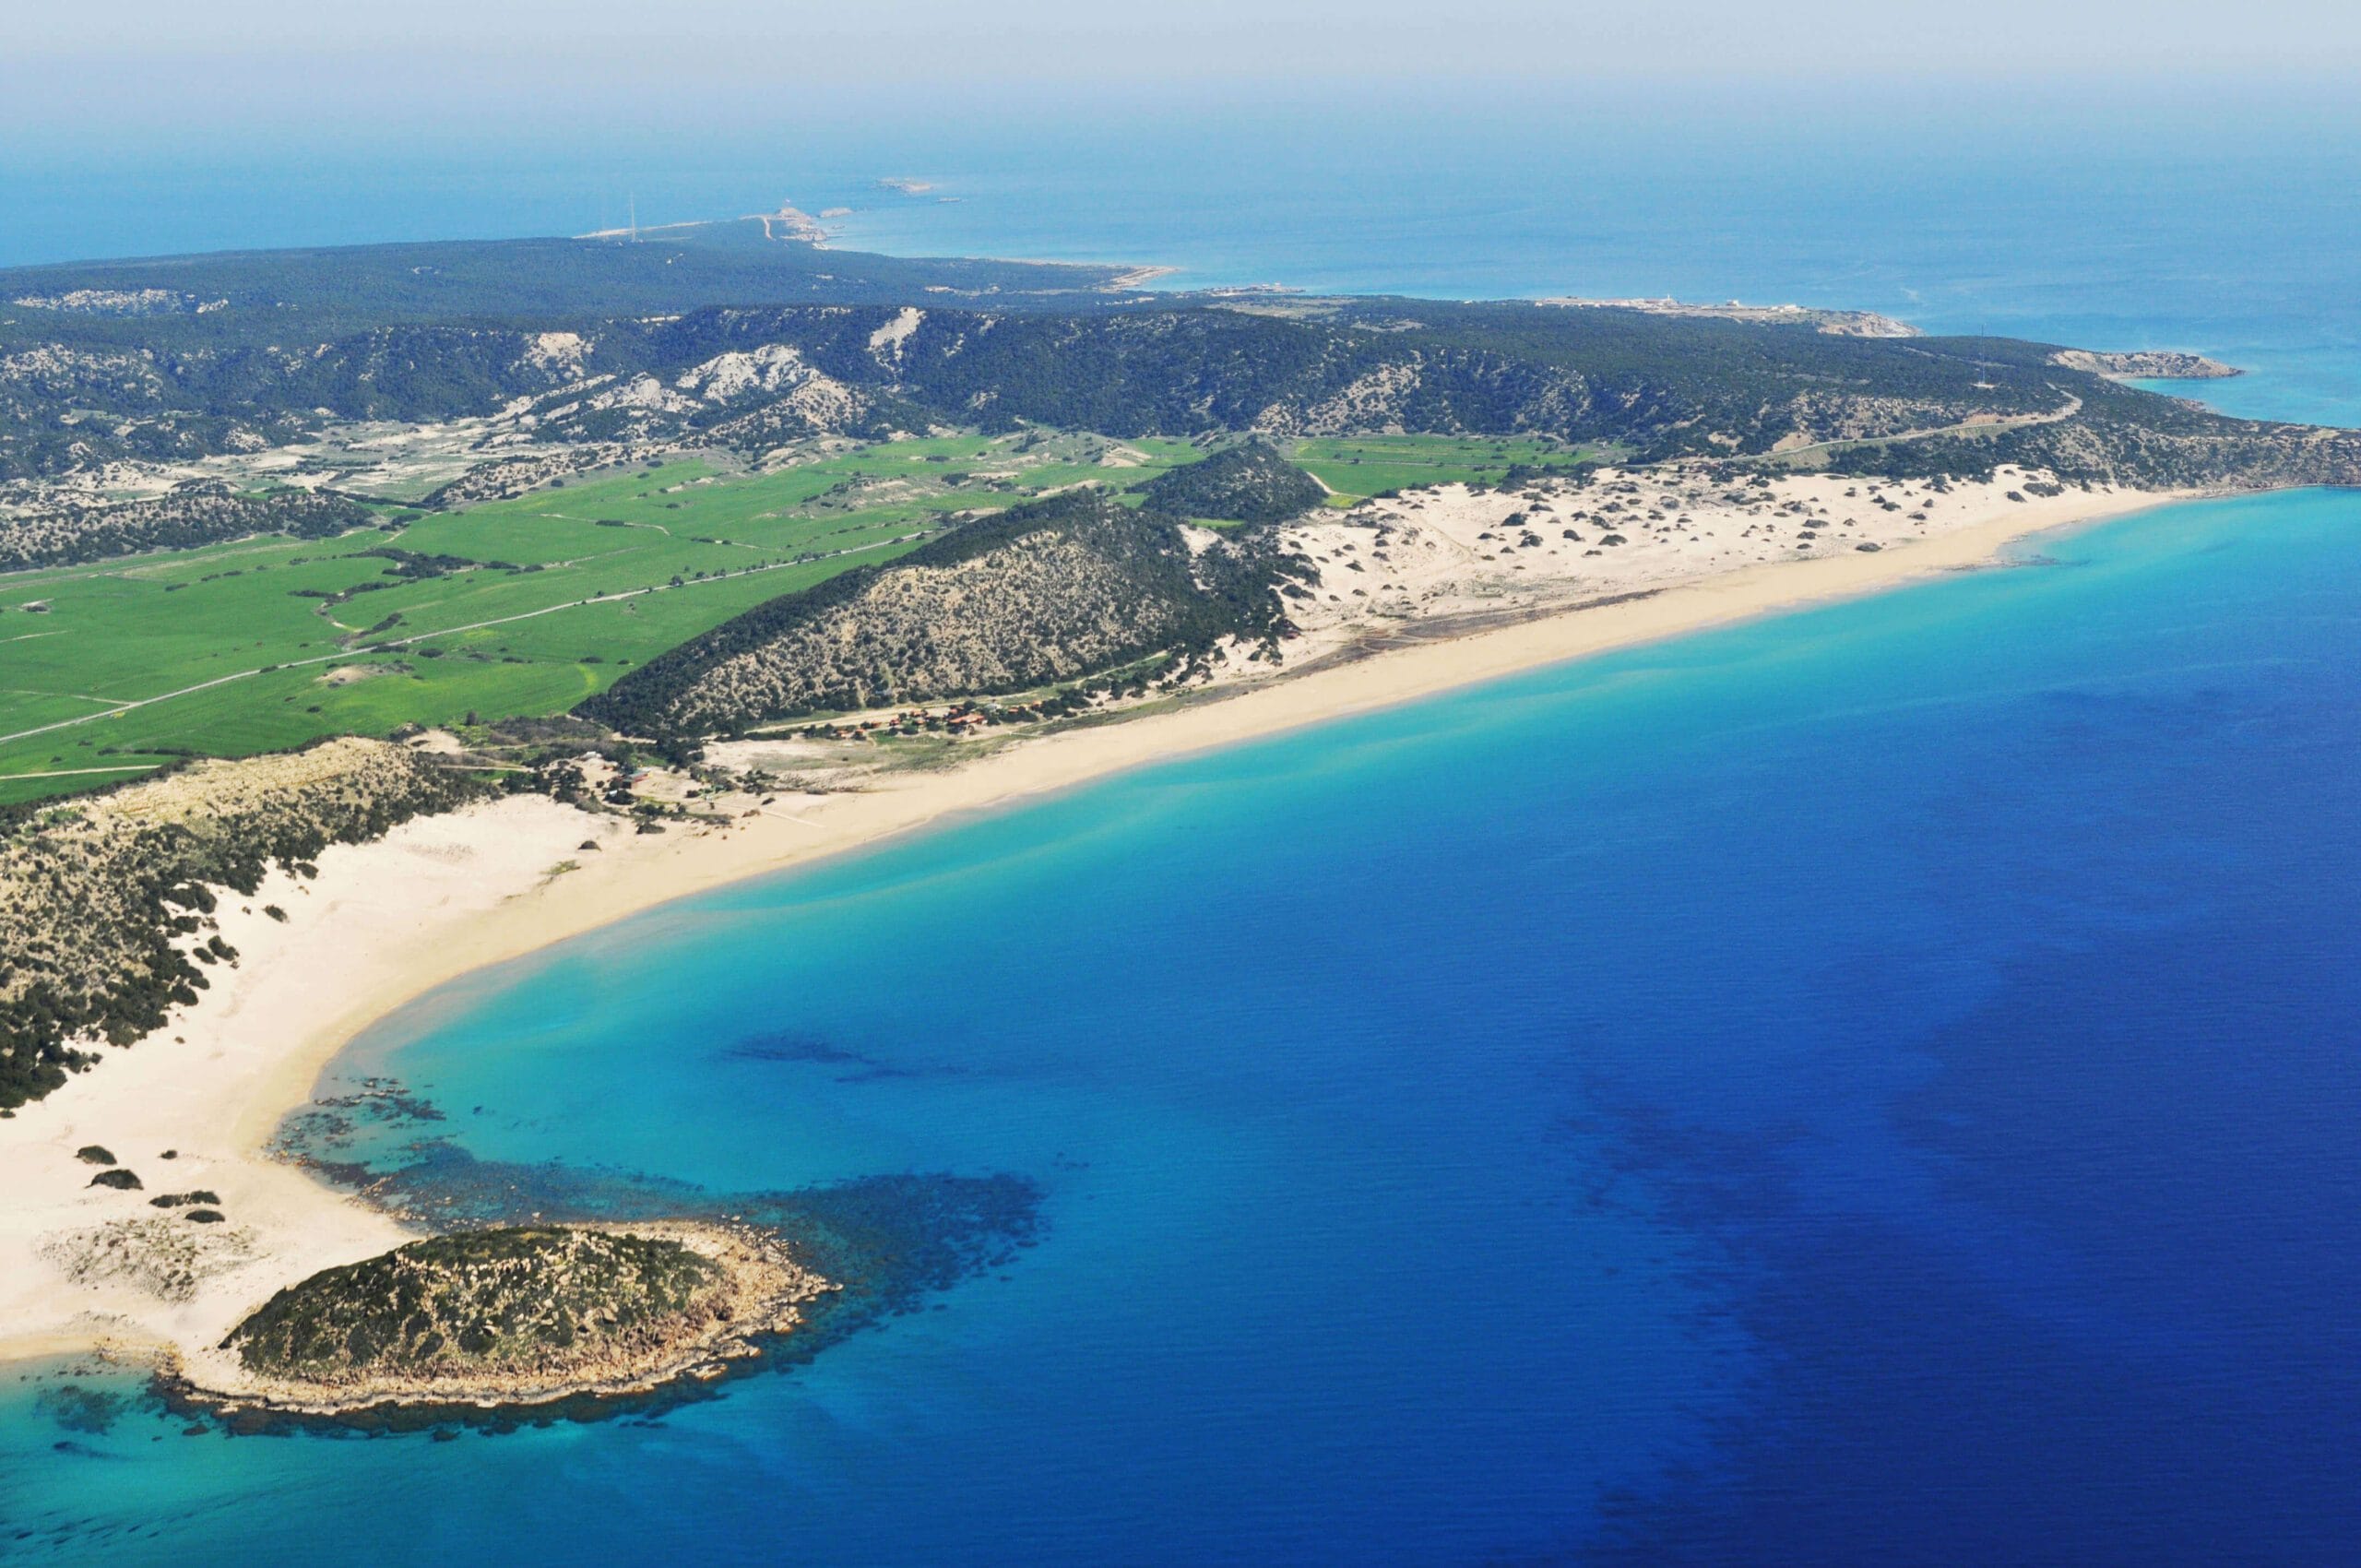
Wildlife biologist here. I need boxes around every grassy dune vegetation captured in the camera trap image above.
[1288,434,1600,504]
[0,434,1198,803]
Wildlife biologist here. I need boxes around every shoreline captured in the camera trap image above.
[0,481,2192,1373]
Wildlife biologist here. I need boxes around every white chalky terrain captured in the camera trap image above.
[1267,464,2114,665]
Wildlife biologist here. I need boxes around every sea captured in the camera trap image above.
[3,88,2358,1567]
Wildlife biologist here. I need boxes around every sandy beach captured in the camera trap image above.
[0,478,2188,1372]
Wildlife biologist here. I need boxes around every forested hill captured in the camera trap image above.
[1138,442,1329,521]
[580,489,1302,736]
[7,222,2361,497]
[0,216,1139,339]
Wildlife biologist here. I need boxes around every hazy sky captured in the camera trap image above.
[5,3,2358,266]
[16,0,2361,85]
[6,0,2357,168]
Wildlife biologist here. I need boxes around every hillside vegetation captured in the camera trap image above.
[1138,442,1328,522]
[583,488,1303,736]
[7,226,2353,499]
[0,739,478,1108]
[227,1228,722,1381]
[0,489,372,572]
[0,436,1204,803]
[208,1223,834,1411]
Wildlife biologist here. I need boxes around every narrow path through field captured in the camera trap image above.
[2,688,147,707]
[0,532,931,748]
[0,764,158,779]
[543,512,673,535]
[1771,394,2083,461]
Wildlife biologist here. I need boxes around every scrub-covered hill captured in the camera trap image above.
[207,1223,831,1412]
[581,488,1305,735]
[1138,442,1329,521]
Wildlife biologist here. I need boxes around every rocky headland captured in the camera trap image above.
[172,1222,833,1417]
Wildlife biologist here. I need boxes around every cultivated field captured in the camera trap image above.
[0,433,1199,802]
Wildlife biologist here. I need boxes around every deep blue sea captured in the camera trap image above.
[6,95,2360,1566]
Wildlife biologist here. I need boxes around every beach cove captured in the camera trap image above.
[6,476,2356,1563]
[0,478,2178,1382]
[6,70,2361,1564]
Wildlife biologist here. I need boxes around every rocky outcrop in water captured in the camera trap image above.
[193,1223,830,1414]
[2048,349,2241,380]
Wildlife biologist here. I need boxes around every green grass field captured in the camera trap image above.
[1289,434,1601,504]
[0,433,1201,803]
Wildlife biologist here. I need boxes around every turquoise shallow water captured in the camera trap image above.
[6,100,2361,1566]
[7,487,2358,1564]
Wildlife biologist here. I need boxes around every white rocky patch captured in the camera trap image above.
[593,374,702,416]
[521,331,591,378]
[674,343,817,402]
[1261,463,2111,671]
[11,288,224,316]
[36,1218,260,1304]
[0,345,165,398]
[665,345,868,432]
[867,306,925,367]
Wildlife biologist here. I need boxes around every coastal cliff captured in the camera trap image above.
[2048,349,2242,380]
